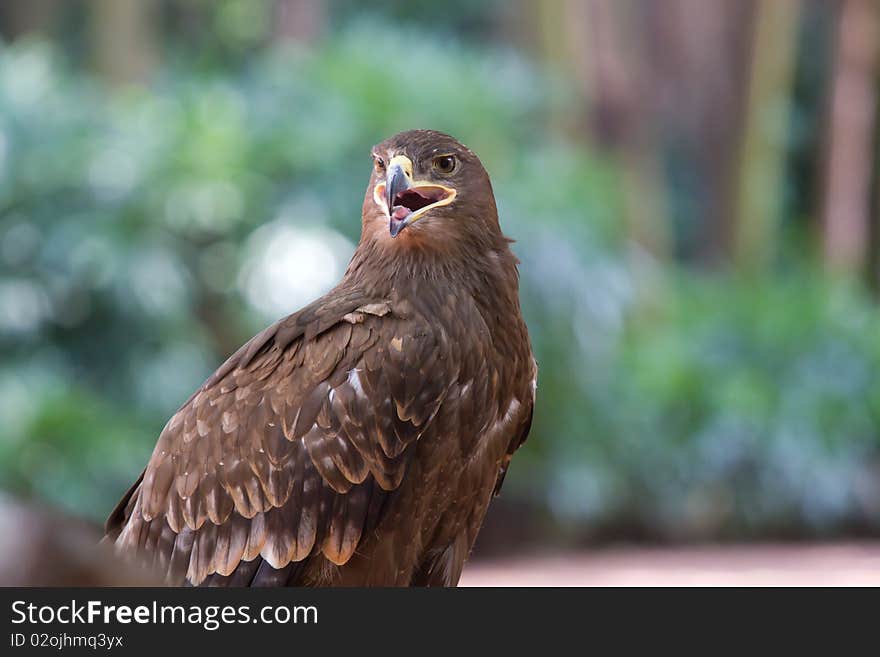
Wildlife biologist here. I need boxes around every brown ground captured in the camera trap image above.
[460,542,880,586]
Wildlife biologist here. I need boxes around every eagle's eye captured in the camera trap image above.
[373,156,386,174]
[432,155,456,174]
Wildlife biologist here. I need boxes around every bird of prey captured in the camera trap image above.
[106,129,536,586]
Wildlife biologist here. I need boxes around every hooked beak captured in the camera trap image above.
[373,155,456,238]
[386,159,411,237]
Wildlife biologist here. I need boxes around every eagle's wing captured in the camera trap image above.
[106,290,454,585]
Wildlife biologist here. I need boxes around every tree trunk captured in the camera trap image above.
[822,0,879,277]
[734,0,802,272]
[90,0,159,86]
[273,0,325,44]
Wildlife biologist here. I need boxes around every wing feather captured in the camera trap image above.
[107,293,450,585]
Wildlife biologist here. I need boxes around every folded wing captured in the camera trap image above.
[106,292,454,585]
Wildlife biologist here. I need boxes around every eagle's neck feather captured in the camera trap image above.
[342,230,522,323]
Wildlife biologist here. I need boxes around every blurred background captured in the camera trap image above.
[2,0,880,584]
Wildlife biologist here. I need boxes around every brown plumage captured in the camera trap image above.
[106,129,536,586]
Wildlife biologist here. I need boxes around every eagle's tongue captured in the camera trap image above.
[389,206,412,237]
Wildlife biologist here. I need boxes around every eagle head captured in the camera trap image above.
[363,130,500,246]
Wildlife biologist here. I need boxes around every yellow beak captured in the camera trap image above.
[373,155,456,237]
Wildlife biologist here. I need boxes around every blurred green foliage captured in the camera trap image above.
[519,269,880,540]
[1,20,879,544]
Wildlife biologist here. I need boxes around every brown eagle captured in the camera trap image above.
[106,129,536,586]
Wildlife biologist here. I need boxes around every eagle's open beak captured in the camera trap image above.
[373,155,457,238]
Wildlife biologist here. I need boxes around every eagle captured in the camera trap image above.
[105,129,536,586]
